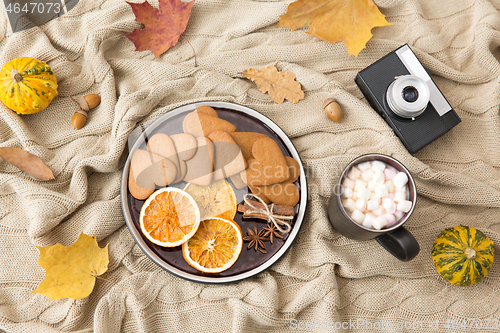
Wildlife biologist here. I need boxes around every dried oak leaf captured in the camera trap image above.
[242,66,304,104]
[277,0,392,56]
[32,233,109,300]
[125,0,194,59]
[0,147,54,181]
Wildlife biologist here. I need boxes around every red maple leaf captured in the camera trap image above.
[125,0,195,59]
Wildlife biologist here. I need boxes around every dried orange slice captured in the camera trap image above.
[182,217,243,273]
[183,179,237,220]
[139,187,200,247]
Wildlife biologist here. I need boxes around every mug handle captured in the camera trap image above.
[376,226,420,262]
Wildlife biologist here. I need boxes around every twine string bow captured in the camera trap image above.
[243,194,293,234]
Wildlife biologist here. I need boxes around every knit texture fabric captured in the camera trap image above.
[0,0,499,332]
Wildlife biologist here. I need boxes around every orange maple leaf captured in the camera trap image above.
[125,0,194,59]
[277,0,392,57]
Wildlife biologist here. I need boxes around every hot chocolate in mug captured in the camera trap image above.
[328,154,419,261]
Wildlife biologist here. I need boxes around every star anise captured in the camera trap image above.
[243,226,268,254]
[262,223,284,244]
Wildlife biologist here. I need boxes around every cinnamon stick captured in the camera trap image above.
[238,200,295,218]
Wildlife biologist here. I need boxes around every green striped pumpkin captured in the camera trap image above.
[432,225,494,286]
[0,57,58,114]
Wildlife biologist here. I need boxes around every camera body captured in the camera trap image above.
[355,44,461,154]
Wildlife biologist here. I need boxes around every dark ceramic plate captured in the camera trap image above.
[120,101,307,283]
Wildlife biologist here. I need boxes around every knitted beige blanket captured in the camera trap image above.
[1,0,499,332]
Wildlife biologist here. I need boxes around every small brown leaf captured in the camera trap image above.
[242,66,305,104]
[0,147,54,181]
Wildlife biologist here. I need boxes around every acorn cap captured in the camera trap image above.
[322,98,335,109]
[78,94,101,111]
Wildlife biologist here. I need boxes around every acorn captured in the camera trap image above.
[323,98,343,122]
[71,94,101,129]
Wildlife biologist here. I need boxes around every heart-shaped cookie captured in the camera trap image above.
[170,133,198,183]
[252,180,299,206]
[246,156,300,205]
[130,149,177,189]
[183,111,236,137]
[208,131,247,181]
[245,137,289,186]
[195,105,218,117]
[229,132,268,161]
[183,137,214,186]
[147,133,180,179]
[128,168,154,200]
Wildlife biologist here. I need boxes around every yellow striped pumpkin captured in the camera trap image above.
[432,225,494,286]
[0,57,58,114]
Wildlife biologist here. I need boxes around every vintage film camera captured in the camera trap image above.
[355,44,461,154]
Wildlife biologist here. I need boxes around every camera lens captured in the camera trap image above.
[402,86,418,103]
[386,75,430,118]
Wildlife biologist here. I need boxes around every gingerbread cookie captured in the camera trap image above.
[285,156,300,182]
[183,111,236,137]
[128,168,154,200]
[130,149,177,189]
[248,185,271,204]
[147,133,180,180]
[195,105,218,117]
[208,131,247,181]
[253,180,299,206]
[247,156,300,205]
[170,133,198,183]
[183,137,214,186]
[245,137,289,186]
[229,132,268,161]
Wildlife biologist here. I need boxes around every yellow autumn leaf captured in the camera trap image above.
[242,66,305,104]
[277,0,392,56]
[32,233,109,300]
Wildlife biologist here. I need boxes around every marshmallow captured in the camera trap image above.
[367,200,379,211]
[393,172,409,189]
[374,184,389,198]
[343,178,355,189]
[367,180,375,191]
[347,167,361,180]
[397,200,413,213]
[384,167,397,180]
[362,213,376,229]
[369,192,381,203]
[356,198,367,211]
[361,168,374,181]
[342,187,354,199]
[373,170,385,186]
[393,191,407,203]
[343,161,414,226]
[382,198,396,214]
[383,213,397,227]
[357,161,371,171]
[373,206,386,216]
[385,180,395,193]
[351,209,365,224]
[394,210,404,221]
[357,187,371,200]
[371,160,386,172]
[343,198,356,212]
[354,179,368,191]
[372,216,388,230]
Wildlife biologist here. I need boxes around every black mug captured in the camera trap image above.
[328,154,420,261]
